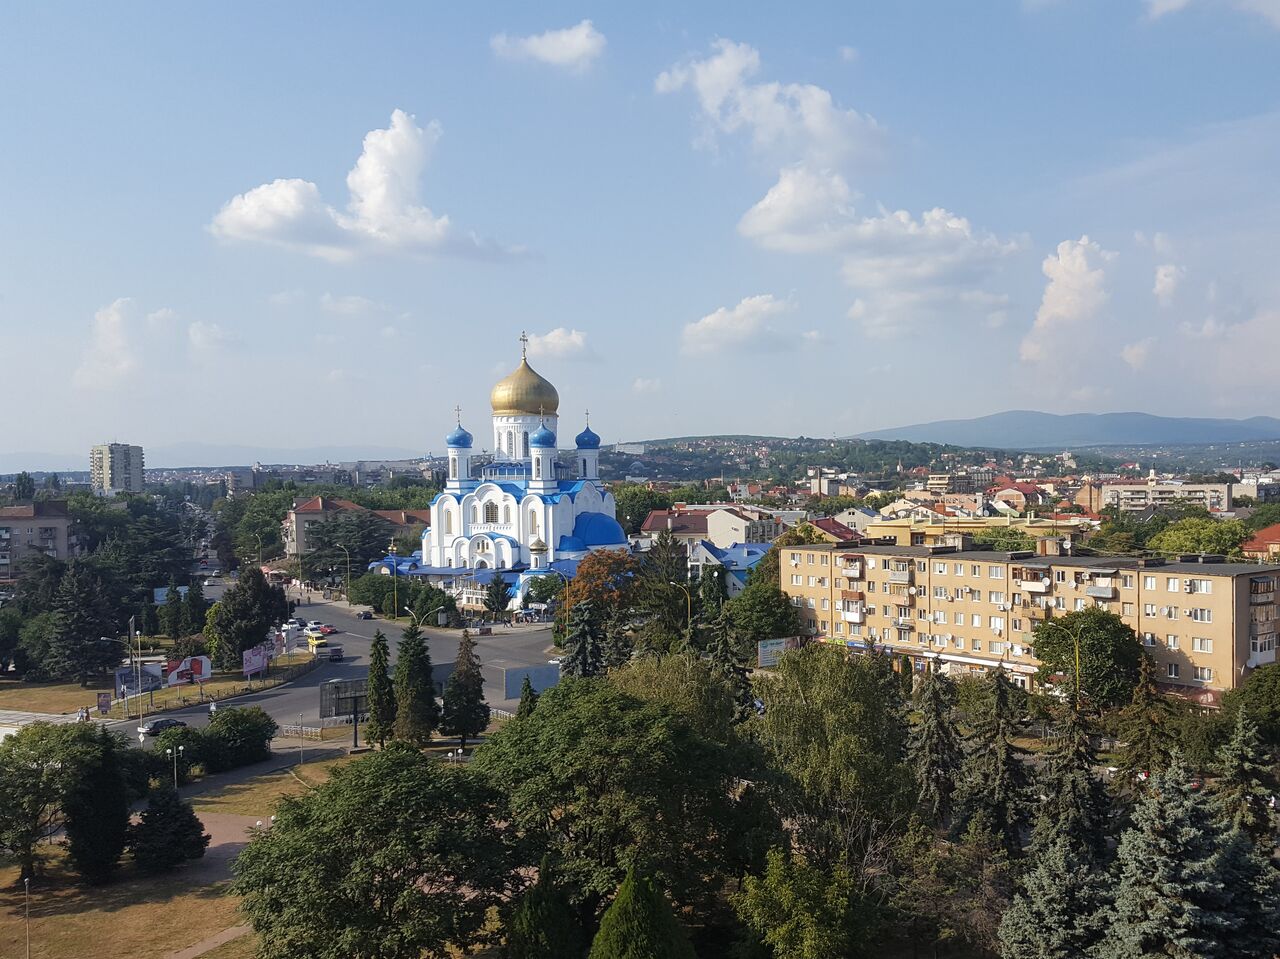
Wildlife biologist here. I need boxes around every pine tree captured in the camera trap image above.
[898,654,915,699]
[697,565,728,621]
[704,610,754,723]
[1114,654,1178,790]
[516,676,539,720]
[1213,822,1280,959]
[998,834,1110,959]
[393,621,439,745]
[1210,706,1276,841]
[1030,707,1109,859]
[504,856,588,959]
[953,667,1031,854]
[45,564,118,685]
[562,600,603,678]
[485,572,511,622]
[161,578,185,637]
[130,787,210,873]
[364,630,396,747]
[64,727,131,884]
[588,868,696,959]
[907,666,964,826]
[601,609,634,670]
[1099,756,1236,959]
[441,629,490,751]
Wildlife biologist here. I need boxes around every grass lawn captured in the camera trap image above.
[190,755,355,818]
[0,849,241,959]
[0,651,316,720]
[200,934,257,959]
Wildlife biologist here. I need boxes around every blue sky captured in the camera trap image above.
[2,1,1278,463]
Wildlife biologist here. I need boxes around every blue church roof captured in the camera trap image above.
[574,425,601,449]
[572,511,627,547]
[530,424,557,448]
[445,424,474,448]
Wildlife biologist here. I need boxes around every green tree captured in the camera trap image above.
[997,834,1110,959]
[503,856,589,959]
[1032,607,1143,709]
[1223,661,1280,745]
[970,527,1037,552]
[365,630,396,748]
[1147,517,1248,557]
[130,786,210,873]
[182,577,207,637]
[1099,756,1235,959]
[206,706,278,770]
[1029,707,1108,860]
[601,609,634,670]
[0,606,23,673]
[13,470,35,501]
[308,509,396,576]
[697,565,728,620]
[704,610,754,723]
[733,847,860,959]
[473,678,753,912]
[205,567,287,669]
[1114,654,1179,787]
[588,868,696,959]
[953,667,1032,855]
[160,579,185,637]
[526,574,565,607]
[393,622,438,745]
[45,563,120,685]
[613,485,674,536]
[751,523,829,593]
[516,676,539,719]
[441,630,489,751]
[0,722,95,880]
[485,572,511,621]
[234,748,516,959]
[562,600,604,679]
[724,579,799,648]
[907,666,964,826]
[64,727,132,884]
[1213,822,1280,959]
[637,531,692,641]
[1210,707,1276,841]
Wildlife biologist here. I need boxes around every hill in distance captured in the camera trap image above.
[856,411,1280,450]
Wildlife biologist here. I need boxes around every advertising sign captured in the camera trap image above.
[757,636,810,668]
[320,678,368,719]
[242,645,269,678]
[115,663,164,696]
[97,692,112,715]
[165,655,211,686]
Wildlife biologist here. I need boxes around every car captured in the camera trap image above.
[285,618,305,629]
[137,717,186,736]
[327,645,345,662]
[318,624,338,635]
[307,621,323,629]
[355,610,373,620]
[547,657,562,667]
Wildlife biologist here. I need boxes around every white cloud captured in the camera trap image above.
[632,377,662,394]
[319,293,386,316]
[656,39,882,167]
[145,307,177,329]
[1153,263,1184,304]
[211,110,509,261]
[74,298,137,389]
[490,20,606,72]
[1145,0,1280,27]
[1020,236,1116,363]
[188,321,236,353]
[526,327,589,358]
[738,167,859,252]
[1121,337,1155,370]
[681,294,809,354]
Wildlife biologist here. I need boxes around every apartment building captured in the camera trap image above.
[282,496,432,557]
[863,515,1092,548]
[640,506,785,550]
[90,443,145,493]
[779,542,1280,705]
[0,501,74,583]
[1101,478,1232,513]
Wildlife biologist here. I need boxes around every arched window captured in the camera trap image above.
[449,456,457,479]
[534,458,541,479]
[582,458,588,476]
[503,505,511,524]
[530,511,538,534]
[522,432,530,458]
[476,538,489,553]
[484,502,499,524]
[470,505,478,525]
[507,430,514,456]
[443,510,452,535]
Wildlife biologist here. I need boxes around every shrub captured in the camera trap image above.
[131,787,210,873]
[205,706,277,771]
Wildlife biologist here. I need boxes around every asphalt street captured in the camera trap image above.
[109,583,557,742]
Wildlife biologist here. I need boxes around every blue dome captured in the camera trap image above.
[445,424,473,448]
[572,512,628,547]
[574,425,601,449]
[530,424,557,448]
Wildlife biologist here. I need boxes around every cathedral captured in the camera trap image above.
[421,336,628,590]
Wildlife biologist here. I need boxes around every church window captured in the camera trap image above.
[506,430,514,456]
[582,458,587,476]
[449,456,457,480]
[522,432,529,458]
[530,511,538,534]
[443,510,452,535]
[476,538,489,553]
[484,502,499,524]
[503,505,511,524]
[470,505,478,524]
[534,458,541,479]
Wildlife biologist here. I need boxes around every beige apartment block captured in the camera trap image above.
[90,443,145,493]
[0,501,74,583]
[1101,479,1232,513]
[779,542,1279,705]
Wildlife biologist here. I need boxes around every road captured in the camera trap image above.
[111,582,557,741]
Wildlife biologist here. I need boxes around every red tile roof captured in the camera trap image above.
[810,516,860,541]
[292,496,366,514]
[641,510,709,535]
[1242,523,1280,554]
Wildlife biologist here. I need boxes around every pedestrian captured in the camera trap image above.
[210,700,218,717]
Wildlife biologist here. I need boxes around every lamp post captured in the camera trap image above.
[389,541,399,622]
[405,604,445,629]
[251,532,263,568]
[669,580,693,645]
[298,712,304,768]
[166,744,185,789]
[24,876,30,959]
[1040,618,1085,711]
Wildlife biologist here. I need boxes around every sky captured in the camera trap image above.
[2,1,1279,465]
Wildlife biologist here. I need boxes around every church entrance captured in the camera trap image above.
[474,560,489,569]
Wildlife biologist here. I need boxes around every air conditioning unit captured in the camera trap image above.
[1184,583,1194,593]
[997,603,1008,612]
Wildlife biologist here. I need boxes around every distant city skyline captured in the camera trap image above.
[2,2,1278,458]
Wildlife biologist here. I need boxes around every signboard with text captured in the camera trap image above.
[242,645,269,678]
[165,655,211,686]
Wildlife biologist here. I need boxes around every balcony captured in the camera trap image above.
[893,617,915,629]
[839,556,864,579]
[841,590,865,603]
[1025,605,1052,621]
[889,569,914,585]
[1085,585,1117,600]
[1250,620,1277,636]
[1018,579,1050,594]
[843,609,865,624]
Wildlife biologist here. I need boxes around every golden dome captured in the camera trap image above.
[490,357,559,416]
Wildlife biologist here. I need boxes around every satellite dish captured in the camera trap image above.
[1041,576,1051,587]
[908,587,918,595]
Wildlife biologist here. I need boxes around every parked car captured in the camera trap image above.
[138,717,186,736]
[327,645,345,662]
[547,657,562,667]
[318,624,338,635]
[355,610,373,620]
[307,621,323,629]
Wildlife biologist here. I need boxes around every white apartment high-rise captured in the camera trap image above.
[90,443,145,493]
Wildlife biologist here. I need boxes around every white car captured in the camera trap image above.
[547,657,562,667]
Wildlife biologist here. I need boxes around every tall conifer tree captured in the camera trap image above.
[1210,706,1276,841]
[588,868,696,959]
[562,600,603,678]
[393,621,438,745]
[998,834,1110,959]
[953,667,1031,854]
[64,727,131,884]
[704,610,754,723]
[441,629,489,750]
[1030,707,1109,859]
[364,629,396,747]
[908,666,964,826]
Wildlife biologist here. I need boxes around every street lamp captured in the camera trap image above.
[251,532,263,568]
[1040,618,1086,711]
[388,541,399,622]
[669,580,693,645]
[166,745,185,789]
[24,876,30,959]
[299,712,304,767]
[404,604,445,628]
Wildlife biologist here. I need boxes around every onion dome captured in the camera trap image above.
[445,424,473,448]
[530,423,557,448]
[575,424,601,449]
[529,536,547,553]
[490,357,559,416]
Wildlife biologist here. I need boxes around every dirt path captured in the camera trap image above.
[164,923,251,959]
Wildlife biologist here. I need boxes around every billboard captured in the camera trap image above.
[242,645,269,677]
[757,636,810,668]
[115,663,164,696]
[320,678,368,719]
[97,692,112,715]
[165,655,211,686]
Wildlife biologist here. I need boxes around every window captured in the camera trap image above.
[971,614,982,627]
[1193,665,1213,682]
[507,430,514,455]
[807,576,816,587]
[790,552,801,563]
[1190,579,1212,595]
[834,621,843,634]
[817,577,828,588]
[523,433,530,458]
[529,511,538,534]
[484,502,499,524]
[1121,575,1134,589]
[934,586,948,598]
[897,628,912,643]
[821,598,829,611]
[1193,637,1213,653]
[867,581,877,592]
[954,562,964,575]
[1144,576,1156,590]
[534,458,541,479]
[935,562,948,574]
[1122,602,1134,616]
[807,553,815,565]
[1054,570,1067,583]
[449,456,457,479]
[442,510,453,535]
[972,639,983,651]
[934,610,947,624]
[991,591,1006,605]
[990,616,1006,632]
[1167,663,1180,679]
[916,561,927,573]
[1188,608,1213,623]
[1167,577,1180,593]
[971,564,982,577]
[1166,635,1179,649]
[470,505,478,524]
[806,597,816,609]
[821,554,829,566]
[1143,604,1157,617]
[867,558,877,569]
[955,612,964,625]
[503,505,511,524]
[1074,599,1086,611]
[990,642,1006,656]
[989,566,1004,579]
[1143,632,1156,646]
[791,574,802,585]
[791,596,802,607]
[953,637,966,650]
